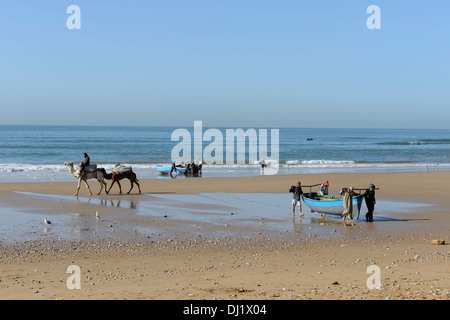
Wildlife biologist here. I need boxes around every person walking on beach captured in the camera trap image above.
[363,184,376,222]
[170,162,178,174]
[341,186,360,226]
[260,159,267,168]
[319,180,329,196]
[289,181,304,218]
[197,159,203,174]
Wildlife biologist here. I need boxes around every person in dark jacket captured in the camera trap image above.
[289,181,304,218]
[170,162,177,174]
[79,153,90,173]
[363,184,376,222]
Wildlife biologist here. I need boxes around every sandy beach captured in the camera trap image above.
[0,171,449,300]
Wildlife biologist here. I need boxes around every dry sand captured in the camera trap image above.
[0,171,449,300]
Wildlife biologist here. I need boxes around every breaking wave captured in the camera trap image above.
[378,139,450,146]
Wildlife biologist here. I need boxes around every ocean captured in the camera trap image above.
[1,125,449,182]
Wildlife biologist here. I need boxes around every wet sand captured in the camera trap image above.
[0,171,449,300]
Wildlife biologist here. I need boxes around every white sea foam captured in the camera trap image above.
[0,163,66,173]
[1,161,449,173]
[0,161,449,182]
[285,160,356,166]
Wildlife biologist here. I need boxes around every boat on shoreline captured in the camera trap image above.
[157,165,186,175]
[302,192,363,220]
[157,163,202,175]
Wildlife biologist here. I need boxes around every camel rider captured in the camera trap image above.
[79,153,90,173]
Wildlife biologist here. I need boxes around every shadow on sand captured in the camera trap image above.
[309,216,430,224]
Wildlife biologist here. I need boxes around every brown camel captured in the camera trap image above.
[104,164,141,194]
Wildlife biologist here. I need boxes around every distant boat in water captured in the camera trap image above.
[307,138,314,141]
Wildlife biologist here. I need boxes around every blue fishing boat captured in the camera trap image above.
[302,192,363,219]
[157,165,186,175]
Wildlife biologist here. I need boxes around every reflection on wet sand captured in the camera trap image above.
[0,191,434,244]
[76,196,138,210]
[100,199,137,209]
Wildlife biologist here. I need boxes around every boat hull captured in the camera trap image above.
[302,192,363,220]
[157,166,185,174]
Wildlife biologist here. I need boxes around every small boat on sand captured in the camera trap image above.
[302,192,363,220]
[157,163,202,175]
[157,165,186,175]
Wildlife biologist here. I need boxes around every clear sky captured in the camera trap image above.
[0,1,449,128]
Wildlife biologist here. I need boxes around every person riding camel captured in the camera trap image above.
[78,153,90,174]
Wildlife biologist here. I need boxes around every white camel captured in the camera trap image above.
[64,161,108,196]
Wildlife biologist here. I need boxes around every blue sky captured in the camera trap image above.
[0,1,449,128]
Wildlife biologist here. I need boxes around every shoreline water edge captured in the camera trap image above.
[2,125,450,182]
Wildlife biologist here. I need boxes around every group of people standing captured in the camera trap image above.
[171,160,203,176]
[289,180,376,225]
